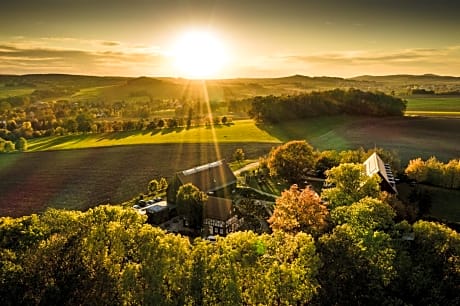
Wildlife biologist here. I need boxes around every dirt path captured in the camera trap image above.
[233,161,260,176]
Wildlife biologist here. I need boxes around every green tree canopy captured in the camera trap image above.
[331,197,395,230]
[176,183,207,228]
[15,137,28,151]
[268,140,315,184]
[321,163,382,209]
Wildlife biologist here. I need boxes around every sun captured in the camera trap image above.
[171,30,228,79]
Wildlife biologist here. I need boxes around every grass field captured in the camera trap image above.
[259,116,460,164]
[0,86,35,99]
[27,120,280,151]
[405,96,460,117]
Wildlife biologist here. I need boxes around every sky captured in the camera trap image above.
[0,0,459,78]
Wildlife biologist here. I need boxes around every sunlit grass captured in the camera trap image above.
[0,86,35,99]
[405,96,460,112]
[27,119,281,151]
[405,111,460,117]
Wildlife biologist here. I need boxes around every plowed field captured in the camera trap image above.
[0,143,274,217]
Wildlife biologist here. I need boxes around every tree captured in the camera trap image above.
[316,224,397,305]
[3,140,15,152]
[388,221,460,305]
[331,197,395,230]
[176,183,207,228]
[405,158,428,182]
[233,148,245,165]
[267,140,315,184]
[186,108,193,128]
[15,137,28,151]
[158,177,168,192]
[315,150,340,176]
[76,113,92,133]
[269,184,329,236]
[148,179,159,195]
[321,163,382,209]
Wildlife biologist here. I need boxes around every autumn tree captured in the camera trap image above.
[269,184,329,236]
[405,157,428,182]
[176,183,208,228]
[267,140,315,184]
[321,163,382,209]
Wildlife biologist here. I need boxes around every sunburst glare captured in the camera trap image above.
[171,30,228,79]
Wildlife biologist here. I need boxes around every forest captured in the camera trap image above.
[248,88,407,123]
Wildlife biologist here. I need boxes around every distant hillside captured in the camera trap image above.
[2,73,460,104]
[351,74,460,84]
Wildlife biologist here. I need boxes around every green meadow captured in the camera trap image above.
[405,96,460,116]
[27,120,281,151]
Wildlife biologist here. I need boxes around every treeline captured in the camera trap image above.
[0,205,458,305]
[0,136,27,153]
[406,157,460,189]
[247,88,406,123]
[0,97,231,141]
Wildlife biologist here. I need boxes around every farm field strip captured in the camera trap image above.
[405,111,460,117]
[27,119,281,151]
[405,96,460,112]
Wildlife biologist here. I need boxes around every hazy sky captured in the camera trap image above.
[1,0,459,78]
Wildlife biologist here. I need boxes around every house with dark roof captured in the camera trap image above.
[167,160,239,236]
[363,152,398,194]
[203,196,239,236]
[167,160,237,203]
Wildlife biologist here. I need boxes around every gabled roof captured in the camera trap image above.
[363,152,398,194]
[176,160,237,193]
[204,196,233,221]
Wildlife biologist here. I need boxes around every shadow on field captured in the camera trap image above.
[30,134,90,150]
[254,123,292,142]
[160,126,185,135]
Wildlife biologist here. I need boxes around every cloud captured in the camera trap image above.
[291,47,459,65]
[284,46,460,76]
[101,41,121,47]
[0,42,170,76]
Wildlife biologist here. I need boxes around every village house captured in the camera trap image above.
[167,160,240,236]
[167,160,237,203]
[363,152,398,194]
[203,196,239,236]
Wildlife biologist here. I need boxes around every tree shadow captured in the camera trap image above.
[160,126,185,135]
[30,134,91,150]
[254,122,291,142]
